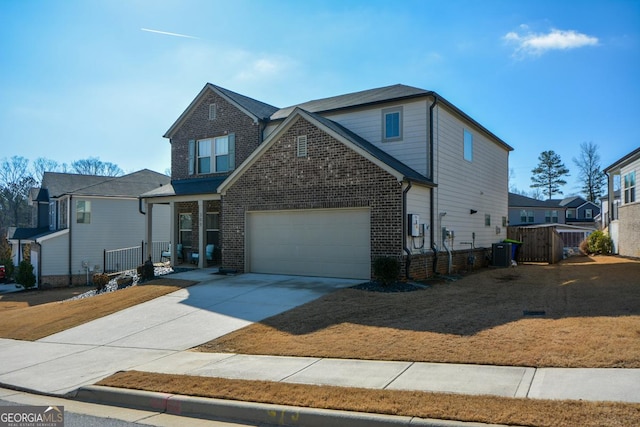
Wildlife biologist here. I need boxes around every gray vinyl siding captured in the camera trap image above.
[432,105,509,251]
[321,100,429,176]
[70,197,170,274]
[40,232,69,275]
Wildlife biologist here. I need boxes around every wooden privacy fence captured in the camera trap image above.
[507,227,564,264]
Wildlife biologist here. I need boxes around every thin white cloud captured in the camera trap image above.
[504,27,598,58]
[141,28,199,39]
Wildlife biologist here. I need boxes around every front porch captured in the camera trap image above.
[141,176,226,270]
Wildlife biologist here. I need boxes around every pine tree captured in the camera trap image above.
[530,150,570,200]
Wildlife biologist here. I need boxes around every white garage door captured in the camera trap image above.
[247,208,371,279]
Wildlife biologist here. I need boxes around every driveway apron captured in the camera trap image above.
[0,273,361,395]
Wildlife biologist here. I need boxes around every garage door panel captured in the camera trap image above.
[247,209,370,280]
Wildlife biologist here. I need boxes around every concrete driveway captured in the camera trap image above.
[0,272,362,395]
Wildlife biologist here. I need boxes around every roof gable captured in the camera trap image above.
[164,83,279,139]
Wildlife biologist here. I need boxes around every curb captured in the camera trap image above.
[74,385,512,427]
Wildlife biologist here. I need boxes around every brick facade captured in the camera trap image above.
[170,91,263,181]
[221,116,404,275]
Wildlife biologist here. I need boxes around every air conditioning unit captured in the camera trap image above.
[492,243,512,267]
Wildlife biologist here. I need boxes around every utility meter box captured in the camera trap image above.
[408,214,421,236]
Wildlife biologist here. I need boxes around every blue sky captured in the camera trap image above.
[1,0,638,197]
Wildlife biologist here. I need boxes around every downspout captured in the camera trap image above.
[429,94,439,274]
[68,195,73,287]
[402,180,412,280]
[139,196,145,215]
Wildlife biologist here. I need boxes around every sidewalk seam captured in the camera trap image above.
[383,362,415,390]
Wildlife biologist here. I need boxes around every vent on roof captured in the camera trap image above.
[297,135,308,157]
[209,103,216,120]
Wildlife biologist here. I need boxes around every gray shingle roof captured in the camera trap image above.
[141,176,228,198]
[41,169,170,198]
[508,192,562,208]
[271,84,428,120]
[212,84,279,120]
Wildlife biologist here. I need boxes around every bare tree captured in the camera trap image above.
[32,157,62,184]
[71,157,123,176]
[0,156,36,229]
[530,150,570,199]
[573,142,606,202]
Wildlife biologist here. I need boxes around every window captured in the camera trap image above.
[206,212,220,249]
[520,210,534,223]
[179,213,192,248]
[197,139,212,173]
[485,214,491,226]
[566,209,576,219]
[296,135,308,157]
[59,198,68,229]
[585,209,593,219]
[624,171,636,203]
[190,134,235,175]
[382,107,403,141]
[76,200,91,224]
[49,202,56,230]
[209,103,216,120]
[215,136,229,171]
[545,210,558,223]
[463,129,473,161]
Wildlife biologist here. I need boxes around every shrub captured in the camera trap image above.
[138,258,155,282]
[16,260,36,289]
[93,273,110,292]
[586,230,613,255]
[373,257,400,286]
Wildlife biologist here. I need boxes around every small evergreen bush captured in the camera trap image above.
[16,260,36,289]
[586,230,613,255]
[373,257,400,286]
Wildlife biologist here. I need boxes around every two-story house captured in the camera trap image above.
[8,169,170,287]
[142,83,513,279]
[605,147,640,257]
[508,193,600,227]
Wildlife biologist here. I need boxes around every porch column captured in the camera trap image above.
[145,201,153,261]
[198,199,205,269]
[169,201,177,267]
[607,172,615,224]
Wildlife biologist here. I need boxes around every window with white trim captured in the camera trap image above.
[76,200,91,224]
[585,209,593,219]
[520,210,534,223]
[192,134,235,174]
[566,208,576,219]
[382,107,403,141]
[179,213,192,248]
[209,103,216,120]
[624,171,636,203]
[545,210,558,223]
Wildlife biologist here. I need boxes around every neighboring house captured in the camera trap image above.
[142,83,513,279]
[604,147,640,257]
[8,169,171,287]
[508,193,599,228]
